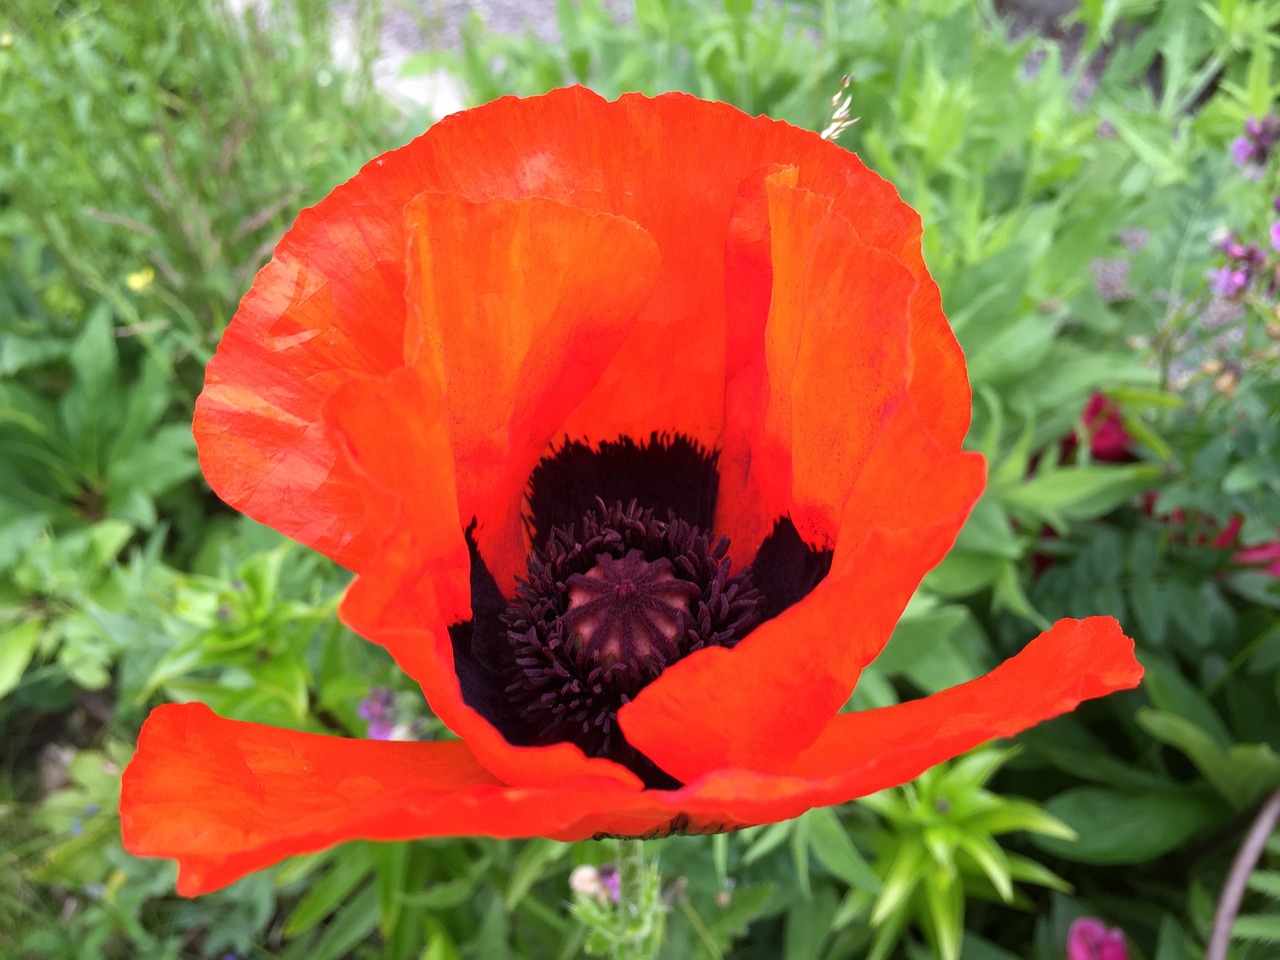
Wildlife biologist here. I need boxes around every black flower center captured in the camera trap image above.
[501,499,762,784]
[447,434,834,789]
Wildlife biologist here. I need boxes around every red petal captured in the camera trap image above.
[717,173,917,557]
[403,191,660,592]
[121,621,1137,894]
[784,617,1143,791]
[578,618,1143,833]
[323,367,469,610]
[194,249,406,569]
[621,399,986,783]
[372,88,937,454]
[121,703,652,896]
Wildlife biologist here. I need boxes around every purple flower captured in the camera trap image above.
[1208,265,1250,298]
[1233,136,1259,167]
[359,687,399,738]
[358,687,394,722]
[1232,115,1280,175]
[1271,222,1280,253]
[1067,917,1129,960]
[597,863,622,903]
[1222,236,1249,260]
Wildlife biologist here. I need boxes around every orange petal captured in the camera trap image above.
[375,88,942,456]
[785,617,1143,790]
[621,399,986,783]
[121,703,500,895]
[580,618,1143,833]
[403,191,660,592]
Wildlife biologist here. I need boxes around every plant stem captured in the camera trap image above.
[1207,785,1280,960]
[612,837,659,960]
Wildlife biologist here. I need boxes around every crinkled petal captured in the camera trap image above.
[193,229,407,569]
[403,191,660,591]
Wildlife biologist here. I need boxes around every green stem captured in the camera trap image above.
[612,838,661,960]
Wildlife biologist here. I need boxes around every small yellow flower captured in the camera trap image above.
[125,267,155,292]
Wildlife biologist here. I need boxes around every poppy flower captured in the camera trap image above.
[120,87,1142,896]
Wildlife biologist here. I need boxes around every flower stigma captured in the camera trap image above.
[563,550,700,673]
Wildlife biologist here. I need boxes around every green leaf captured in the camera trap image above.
[1004,852,1071,892]
[783,886,837,960]
[0,618,42,699]
[309,881,380,960]
[1033,786,1222,864]
[1141,656,1232,747]
[805,807,881,891]
[791,808,812,899]
[376,840,409,938]
[505,839,568,910]
[955,832,1012,902]
[1137,708,1280,810]
[873,598,988,693]
[1232,913,1280,945]
[1129,578,1169,645]
[1247,871,1280,902]
[921,867,964,960]
[1002,464,1162,530]
[871,839,925,925]
[742,821,792,865]
[970,799,1076,841]
[283,844,378,937]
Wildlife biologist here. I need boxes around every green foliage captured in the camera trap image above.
[0,0,402,359]
[4,0,1280,957]
[851,750,1073,960]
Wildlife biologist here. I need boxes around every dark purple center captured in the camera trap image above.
[446,434,834,789]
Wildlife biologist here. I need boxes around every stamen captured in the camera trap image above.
[501,499,761,783]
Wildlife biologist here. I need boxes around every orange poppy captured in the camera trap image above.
[120,87,1142,896]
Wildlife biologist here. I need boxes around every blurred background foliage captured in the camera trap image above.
[2,0,1280,957]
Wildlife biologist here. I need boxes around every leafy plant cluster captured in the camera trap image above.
[3,0,1280,958]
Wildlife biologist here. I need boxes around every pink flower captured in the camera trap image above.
[1079,393,1133,462]
[1067,917,1130,960]
[1237,540,1280,576]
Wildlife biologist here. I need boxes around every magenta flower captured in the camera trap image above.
[1080,393,1133,462]
[1232,115,1280,175]
[1207,265,1250,298]
[1270,221,1280,254]
[1067,917,1129,960]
